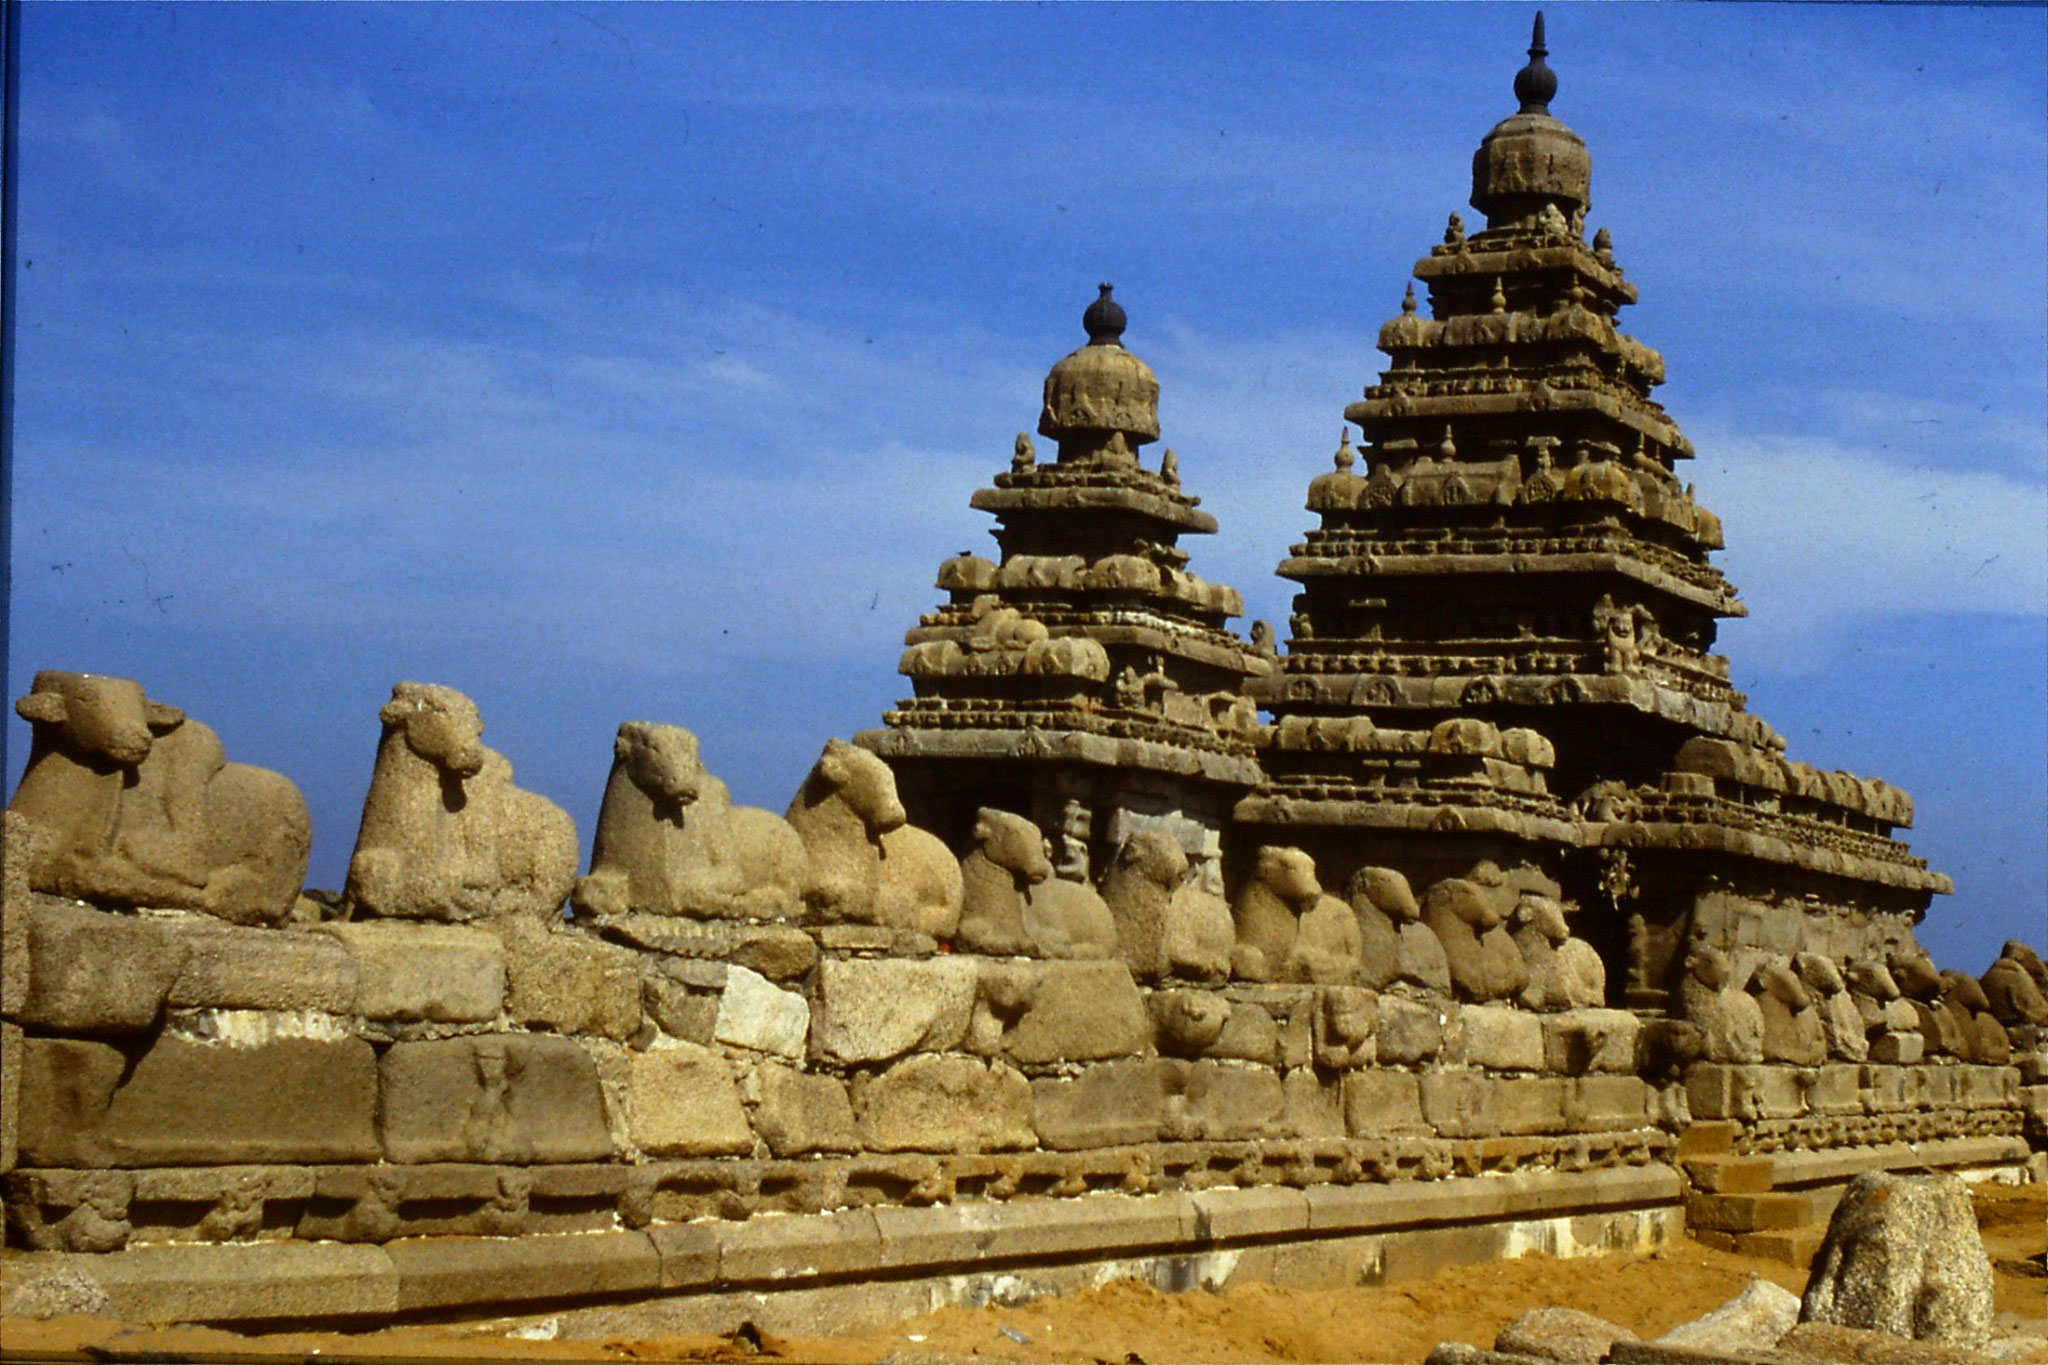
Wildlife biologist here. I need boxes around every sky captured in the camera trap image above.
[6,3,2043,970]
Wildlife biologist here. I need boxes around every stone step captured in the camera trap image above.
[1673,1120,1737,1158]
[1680,1153,1775,1194]
[1684,1188,1831,1234]
[1685,1222,1829,1268]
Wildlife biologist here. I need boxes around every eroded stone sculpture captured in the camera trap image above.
[10,671,310,926]
[573,721,806,921]
[1347,867,1451,995]
[785,738,962,937]
[1680,944,1763,1064]
[956,808,1115,959]
[1795,953,1868,1063]
[1101,832,1231,983]
[1512,893,1604,1010]
[1982,944,2048,1027]
[1230,846,1322,982]
[1751,957,1825,1067]
[345,682,578,922]
[1423,873,1528,1004]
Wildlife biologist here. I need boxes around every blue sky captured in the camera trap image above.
[8,3,2043,970]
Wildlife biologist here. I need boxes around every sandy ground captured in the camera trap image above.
[2,1183,2041,1364]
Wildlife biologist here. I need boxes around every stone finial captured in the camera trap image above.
[1401,283,1418,315]
[1593,226,1612,253]
[1489,277,1507,314]
[1333,430,1356,472]
[1039,285,1161,453]
[1083,282,1126,346]
[1515,12,1557,115]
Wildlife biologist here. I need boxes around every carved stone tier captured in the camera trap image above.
[861,288,1270,885]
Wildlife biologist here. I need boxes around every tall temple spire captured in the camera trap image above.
[1515,12,1557,115]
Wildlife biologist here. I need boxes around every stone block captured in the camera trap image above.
[1869,1031,1923,1065]
[57,1241,400,1324]
[20,900,186,1034]
[101,1035,379,1165]
[1461,1005,1544,1072]
[751,1063,857,1157]
[0,1023,16,1174]
[1807,1063,1861,1115]
[165,925,358,1014]
[1687,1064,1747,1121]
[1570,1075,1650,1129]
[715,964,810,1060]
[320,921,505,1023]
[984,960,1149,1065]
[627,1042,754,1157]
[853,1054,1034,1153]
[1314,985,1377,1068]
[1031,1059,1169,1149]
[723,1207,882,1282]
[380,1034,612,1163]
[386,1230,658,1312]
[1492,1076,1569,1135]
[2,812,31,1017]
[1859,1065,1908,1113]
[499,919,640,1039]
[810,957,977,1064]
[1378,994,1448,1065]
[1421,1072,1498,1137]
[1207,1001,1279,1063]
[1542,1009,1639,1075]
[1282,1068,1346,1139]
[14,1036,125,1166]
[642,975,716,1043]
[1344,1069,1427,1136]
[646,1221,719,1289]
[1192,1185,1309,1240]
[1912,1065,1962,1111]
[1960,1065,2016,1110]
[1179,1062,1284,1141]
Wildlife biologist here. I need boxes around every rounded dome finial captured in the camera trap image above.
[1514,12,1557,115]
[1083,283,1127,346]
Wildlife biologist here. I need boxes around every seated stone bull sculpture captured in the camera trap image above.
[10,671,310,925]
[572,721,806,921]
[784,738,961,938]
[345,682,578,922]
[956,807,1117,958]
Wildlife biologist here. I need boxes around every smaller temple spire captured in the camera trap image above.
[1514,12,1557,115]
[1083,283,1127,347]
[1401,283,1418,315]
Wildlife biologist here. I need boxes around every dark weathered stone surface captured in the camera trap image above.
[101,1036,380,1166]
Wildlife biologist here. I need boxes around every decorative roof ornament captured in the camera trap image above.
[1082,283,1126,347]
[1401,283,1418,316]
[1334,430,1356,472]
[1514,12,1557,115]
[1040,284,1160,452]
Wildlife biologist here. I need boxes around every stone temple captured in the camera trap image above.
[2,15,2040,1340]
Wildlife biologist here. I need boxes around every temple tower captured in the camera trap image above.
[1240,16,1948,1008]
[859,288,1270,890]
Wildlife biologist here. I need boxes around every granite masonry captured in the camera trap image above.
[3,16,2039,1334]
